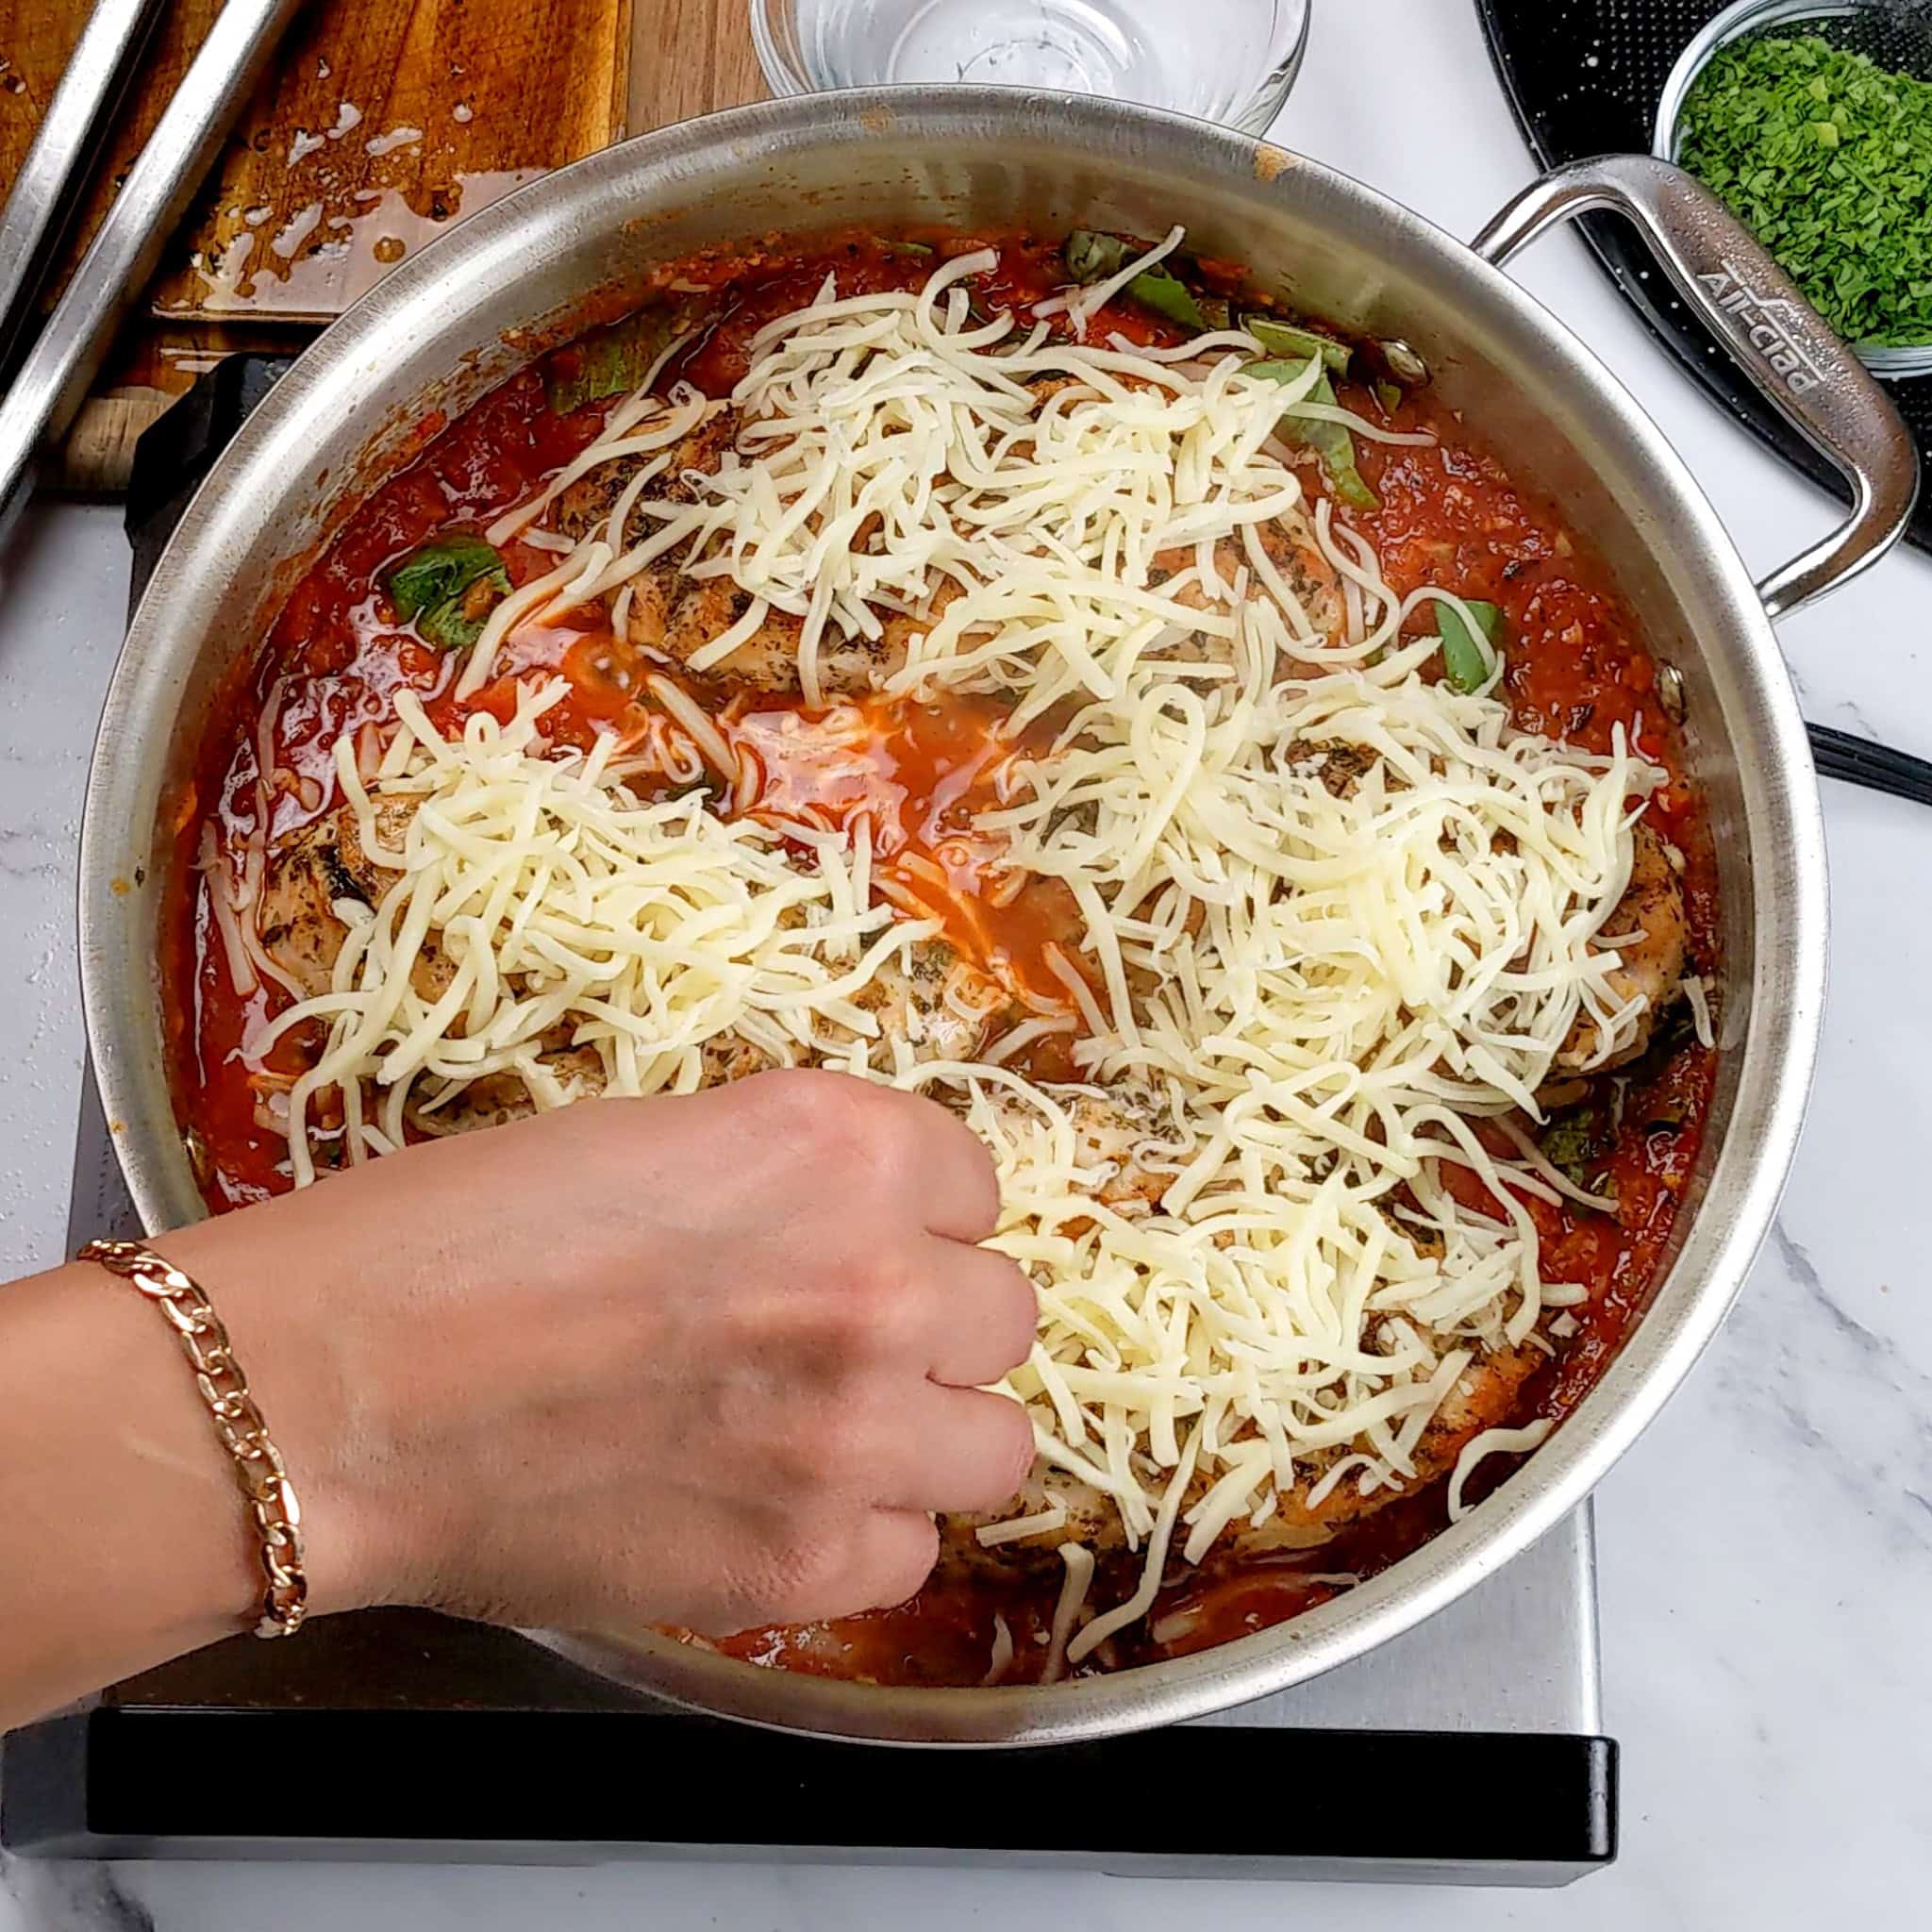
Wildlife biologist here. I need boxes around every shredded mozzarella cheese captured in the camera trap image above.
[241,236,1696,1641]
[248,679,937,1186]
[464,240,1398,722]
[1446,1418,1555,1521]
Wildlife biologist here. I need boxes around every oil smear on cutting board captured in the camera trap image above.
[178,172,546,322]
[146,0,631,323]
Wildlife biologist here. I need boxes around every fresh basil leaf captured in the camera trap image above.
[384,535,508,623]
[1124,268,1208,332]
[1247,356,1379,510]
[1065,230,1130,283]
[384,535,510,650]
[1062,230,1208,332]
[545,305,681,416]
[417,577,508,651]
[1437,599,1503,694]
[1538,1111,1598,1187]
[1246,314,1352,375]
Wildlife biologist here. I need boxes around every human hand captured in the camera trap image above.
[157,1070,1038,1638]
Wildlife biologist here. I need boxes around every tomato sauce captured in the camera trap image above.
[166,229,1717,1679]
[1354,389,1720,1459]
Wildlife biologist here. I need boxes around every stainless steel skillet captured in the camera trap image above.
[78,91,1916,1744]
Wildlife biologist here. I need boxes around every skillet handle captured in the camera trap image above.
[1472,153,1919,620]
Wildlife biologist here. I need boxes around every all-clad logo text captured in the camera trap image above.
[1696,261,1829,396]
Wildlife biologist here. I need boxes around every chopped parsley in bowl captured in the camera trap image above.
[1656,0,1932,376]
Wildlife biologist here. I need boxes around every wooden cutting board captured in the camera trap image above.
[627,0,766,135]
[159,0,641,322]
[0,0,765,486]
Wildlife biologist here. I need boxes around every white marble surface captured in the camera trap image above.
[4,0,1930,1923]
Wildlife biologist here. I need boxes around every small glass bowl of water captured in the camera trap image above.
[750,0,1312,135]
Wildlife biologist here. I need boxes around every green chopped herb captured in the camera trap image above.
[1374,378,1404,416]
[1246,313,1352,375]
[1436,598,1502,694]
[1063,230,1208,332]
[1677,34,1932,348]
[1538,1104,1617,1208]
[883,239,936,258]
[383,534,510,650]
[1247,356,1379,510]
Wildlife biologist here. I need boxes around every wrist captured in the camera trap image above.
[146,1220,403,1621]
[0,1260,262,1724]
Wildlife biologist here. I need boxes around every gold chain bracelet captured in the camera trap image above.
[78,1237,308,1640]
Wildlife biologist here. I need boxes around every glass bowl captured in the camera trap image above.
[1653,0,1932,379]
[749,0,1311,137]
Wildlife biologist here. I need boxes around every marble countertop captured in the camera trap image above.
[4,2,1929,1924]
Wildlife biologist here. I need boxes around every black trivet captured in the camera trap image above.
[1474,0,1932,556]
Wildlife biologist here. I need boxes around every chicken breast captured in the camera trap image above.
[1025,369,1341,646]
[553,408,736,545]
[261,801,655,1128]
[1241,1341,1545,1547]
[1285,735,1378,799]
[942,1071,1543,1575]
[258,801,440,1001]
[652,577,907,696]
[556,407,911,698]
[943,1341,1545,1574]
[1549,820,1689,1081]
[700,1031,780,1086]
[426,935,1009,1130]
[412,1042,608,1135]
[978,1079,1175,1216]
[1149,513,1345,653]
[820,938,1018,1071]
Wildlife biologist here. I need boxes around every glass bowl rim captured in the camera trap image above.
[745,0,1313,135]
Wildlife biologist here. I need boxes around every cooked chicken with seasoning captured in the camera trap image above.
[647,577,909,695]
[553,408,736,544]
[938,1468,1119,1574]
[258,801,425,1001]
[257,795,1017,1121]
[556,379,1344,698]
[1151,515,1345,650]
[946,1341,1546,1570]
[826,940,1018,1069]
[1553,820,1690,1077]
[1285,735,1378,798]
[416,1042,608,1135]
[977,1080,1178,1214]
[1251,1340,1545,1543]
[556,411,919,696]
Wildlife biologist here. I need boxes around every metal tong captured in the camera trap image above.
[0,0,307,550]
